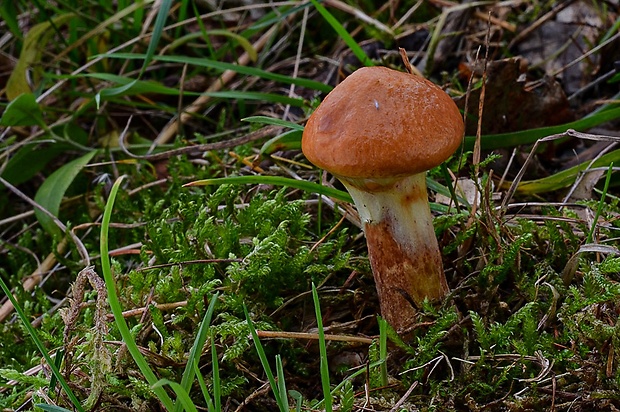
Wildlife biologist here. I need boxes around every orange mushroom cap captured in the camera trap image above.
[302,66,464,180]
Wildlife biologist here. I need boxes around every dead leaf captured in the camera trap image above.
[456,58,574,136]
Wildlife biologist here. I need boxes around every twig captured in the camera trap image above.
[233,383,271,412]
[389,381,419,412]
[309,214,347,254]
[400,355,444,375]
[551,31,620,77]
[255,329,373,344]
[104,300,188,320]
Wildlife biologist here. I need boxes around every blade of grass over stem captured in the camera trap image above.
[175,0,190,39]
[186,175,453,213]
[203,91,304,106]
[48,348,64,399]
[184,175,353,203]
[308,0,373,67]
[132,0,171,75]
[0,283,84,411]
[330,359,385,394]
[312,283,333,412]
[100,176,175,410]
[244,304,288,411]
[190,0,216,58]
[244,2,310,31]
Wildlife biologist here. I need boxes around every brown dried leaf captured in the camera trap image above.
[457,58,574,136]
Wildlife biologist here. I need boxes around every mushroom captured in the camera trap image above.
[302,66,464,331]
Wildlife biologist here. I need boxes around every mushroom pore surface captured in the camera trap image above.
[301,66,464,181]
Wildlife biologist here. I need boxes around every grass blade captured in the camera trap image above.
[99,53,332,92]
[100,175,174,410]
[184,174,453,213]
[464,106,620,150]
[505,148,620,194]
[212,329,222,412]
[0,93,44,127]
[242,116,305,131]
[85,73,306,105]
[166,29,257,61]
[244,304,288,411]
[184,175,352,203]
[308,0,372,67]
[311,283,332,412]
[193,360,215,411]
[48,349,64,398]
[174,293,219,412]
[276,355,288,408]
[96,0,172,104]
[6,13,74,100]
[289,390,303,412]
[152,379,198,412]
[260,130,303,155]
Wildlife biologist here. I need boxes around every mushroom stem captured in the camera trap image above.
[341,173,448,331]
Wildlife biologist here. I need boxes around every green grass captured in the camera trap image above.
[2,1,620,411]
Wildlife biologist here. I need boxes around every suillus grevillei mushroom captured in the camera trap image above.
[302,66,464,331]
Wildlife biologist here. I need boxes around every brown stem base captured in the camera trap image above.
[364,216,447,330]
[342,173,448,332]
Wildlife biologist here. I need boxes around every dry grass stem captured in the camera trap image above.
[255,329,373,344]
